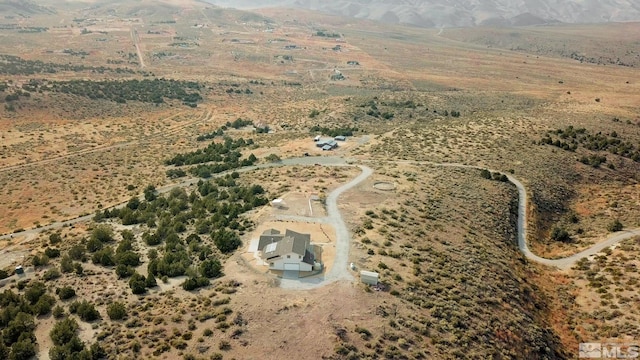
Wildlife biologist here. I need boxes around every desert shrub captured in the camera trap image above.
[199,258,222,278]
[52,305,65,319]
[50,317,79,346]
[550,227,571,243]
[44,248,61,258]
[92,247,115,266]
[212,229,241,253]
[24,281,46,305]
[32,254,49,267]
[49,233,62,245]
[182,277,210,291]
[43,268,61,281]
[107,302,127,320]
[69,300,100,321]
[34,294,56,315]
[607,219,623,232]
[68,245,85,261]
[115,264,135,279]
[129,273,147,295]
[90,225,114,243]
[145,273,157,288]
[56,286,76,300]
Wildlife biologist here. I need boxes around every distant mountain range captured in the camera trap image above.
[203,0,640,28]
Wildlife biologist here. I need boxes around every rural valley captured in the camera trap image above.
[0,0,639,359]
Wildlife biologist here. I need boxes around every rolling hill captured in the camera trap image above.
[204,0,640,28]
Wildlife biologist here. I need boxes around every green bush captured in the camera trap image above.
[69,300,100,322]
[129,273,147,295]
[50,318,79,346]
[8,339,36,360]
[550,227,571,243]
[44,248,61,258]
[43,268,61,281]
[34,294,56,315]
[200,258,222,278]
[56,286,76,300]
[182,277,210,291]
[49,233,62,245]
[107,302,127,320]
[607,219,623,232]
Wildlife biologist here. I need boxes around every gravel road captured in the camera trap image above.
[3,155,638,288]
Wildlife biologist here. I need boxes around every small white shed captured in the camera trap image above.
[271,198,286,208]
[360,270,379,285]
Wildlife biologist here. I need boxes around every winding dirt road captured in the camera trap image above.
[2,156,639,288]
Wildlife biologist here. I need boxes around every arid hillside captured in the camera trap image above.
[0,1,639,359]
[205,0,640,27]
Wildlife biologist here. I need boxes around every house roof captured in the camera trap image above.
[263,228,280,235]
[285,229,310,244]
[302,249,315,265]
[257,229,285,251]
[262,231,310,261]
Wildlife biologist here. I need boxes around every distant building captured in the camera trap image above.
[259,229,315,272]
[316,139,338,150]
[347,60,359,65]
[334,135,346,141]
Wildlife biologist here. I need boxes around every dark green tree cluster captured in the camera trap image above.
[315,30,341,38]
[197,128,225,142]
[69,300,100,322]
[0,54,135,75]
[550,226,571,243]
[128,272,155,294]
[182,276,210,291]
[225,88,252,95]
[49,317,106,360]
[21,78,203,106]
[94,172,267,293]
[540,126,640,162]
[0,280,64,359]
[227,118,253,129]
[309,125,358,137]
[166,136,254,167]
[166,168,187,179]
[579,154,608,168]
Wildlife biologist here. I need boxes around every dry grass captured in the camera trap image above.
[1,2,640,359]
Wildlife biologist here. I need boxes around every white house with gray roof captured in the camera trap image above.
[258,229,315,272]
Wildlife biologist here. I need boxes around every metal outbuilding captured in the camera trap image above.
[360,270,379,285]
